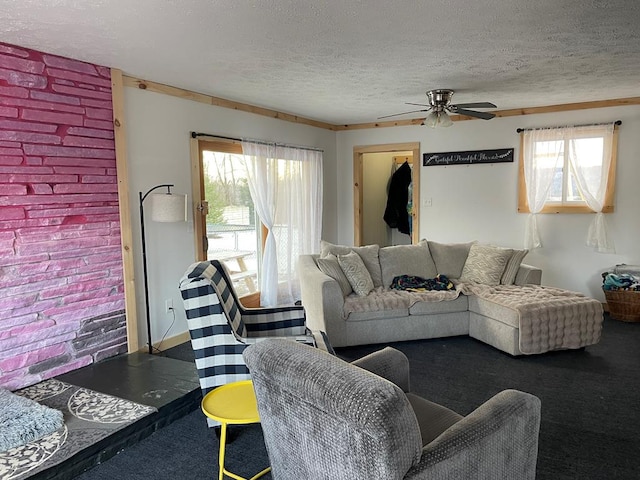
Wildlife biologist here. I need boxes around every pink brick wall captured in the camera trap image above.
[0,42,126,390]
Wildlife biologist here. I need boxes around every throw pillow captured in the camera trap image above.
[379,240,438,288]
[320,240,382,287]
[317,254,353,296]
[427,240,476,279]
[459,244,513,286]
[500,249,529,285]
[337,250,374,296]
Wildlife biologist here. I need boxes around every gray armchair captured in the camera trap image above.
[243,339,541,480]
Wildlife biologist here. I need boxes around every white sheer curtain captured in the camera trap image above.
[522,128,563,249]
[567,124,615,253]
[241,140,323,306]
[240,141,279,306]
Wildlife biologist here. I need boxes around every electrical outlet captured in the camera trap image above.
[165,299,173,313]
[423,197,433,207]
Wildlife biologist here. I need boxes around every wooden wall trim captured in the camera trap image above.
[138,330,190,352]
[604,127,619,211]
[334,97,640,130]
[517,132,528,213]
[487,97,640,120]
[353,151,363,245]
[122,75,338,131]
[122,75,640,133]
[410,145,420,244]
[190,137,205,261]
[111,68,139,353]
[354,143,419,153]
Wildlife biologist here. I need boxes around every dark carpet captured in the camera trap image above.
[77,315,640,480]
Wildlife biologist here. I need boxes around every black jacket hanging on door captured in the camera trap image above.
[383,161,411,235]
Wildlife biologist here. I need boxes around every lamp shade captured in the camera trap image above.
[149,193,187,222]
[424,110,453,128]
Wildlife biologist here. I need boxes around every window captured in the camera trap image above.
[240,140,323,306]
[518,123,619,252]
[518,124,618,214]
[191,136,323,307]
[195,139,263,306]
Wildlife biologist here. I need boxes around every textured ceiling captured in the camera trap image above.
[2,0,639,125]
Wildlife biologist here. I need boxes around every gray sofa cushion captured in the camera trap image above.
[346,308,410,322]
[343,287,461,319]
[468,293,525,328]
[409,294,468,315]
[317,254,353,296]
[321,240,383,287]
[379,240,437,288]
[428,240,475,279]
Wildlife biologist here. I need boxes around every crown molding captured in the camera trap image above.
[122,75,640,132]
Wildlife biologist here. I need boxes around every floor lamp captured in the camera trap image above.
[139,184,187,354]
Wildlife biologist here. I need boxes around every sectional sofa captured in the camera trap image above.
[299,240,604,355]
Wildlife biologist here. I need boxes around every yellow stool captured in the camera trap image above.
[201,380,271,480]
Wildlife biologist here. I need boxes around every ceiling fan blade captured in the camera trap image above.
[452,102,497,109]
[377,108,431,119]
[452,108,496,120]
[404,102,431,107]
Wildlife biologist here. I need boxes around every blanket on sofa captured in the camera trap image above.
[462,284,604,354]
[343,286,461,315]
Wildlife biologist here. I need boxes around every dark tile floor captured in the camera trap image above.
[57,351,200,412]
[42,346,201,480]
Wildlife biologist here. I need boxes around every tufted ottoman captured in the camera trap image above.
[466,284,604,356]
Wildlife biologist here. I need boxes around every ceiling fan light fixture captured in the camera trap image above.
[424,110,453,128]
[381,88,495,124]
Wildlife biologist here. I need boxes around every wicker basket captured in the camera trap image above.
[604,289,640,322]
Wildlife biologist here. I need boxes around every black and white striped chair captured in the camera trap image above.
[179,260,332,426]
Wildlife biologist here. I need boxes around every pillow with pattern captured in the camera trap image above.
[459,244,513,286]
[501,249,529,285]
[320,240,382,287]
[337,250,374,296]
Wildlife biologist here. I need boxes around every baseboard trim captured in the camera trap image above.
[137,331,190,353]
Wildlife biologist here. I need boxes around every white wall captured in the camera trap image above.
[337,105,640,301]
[124,88,337,350]
[123,90,639,349]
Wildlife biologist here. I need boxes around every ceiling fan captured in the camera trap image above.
[379,89,497,128]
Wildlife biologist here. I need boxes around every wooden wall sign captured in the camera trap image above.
[423,148,514,166]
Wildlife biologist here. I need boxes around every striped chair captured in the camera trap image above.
[179,260,332,426]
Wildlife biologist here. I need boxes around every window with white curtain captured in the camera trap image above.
[518,123,619,252]
[241,140,323,307]
[195,137,323,307]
